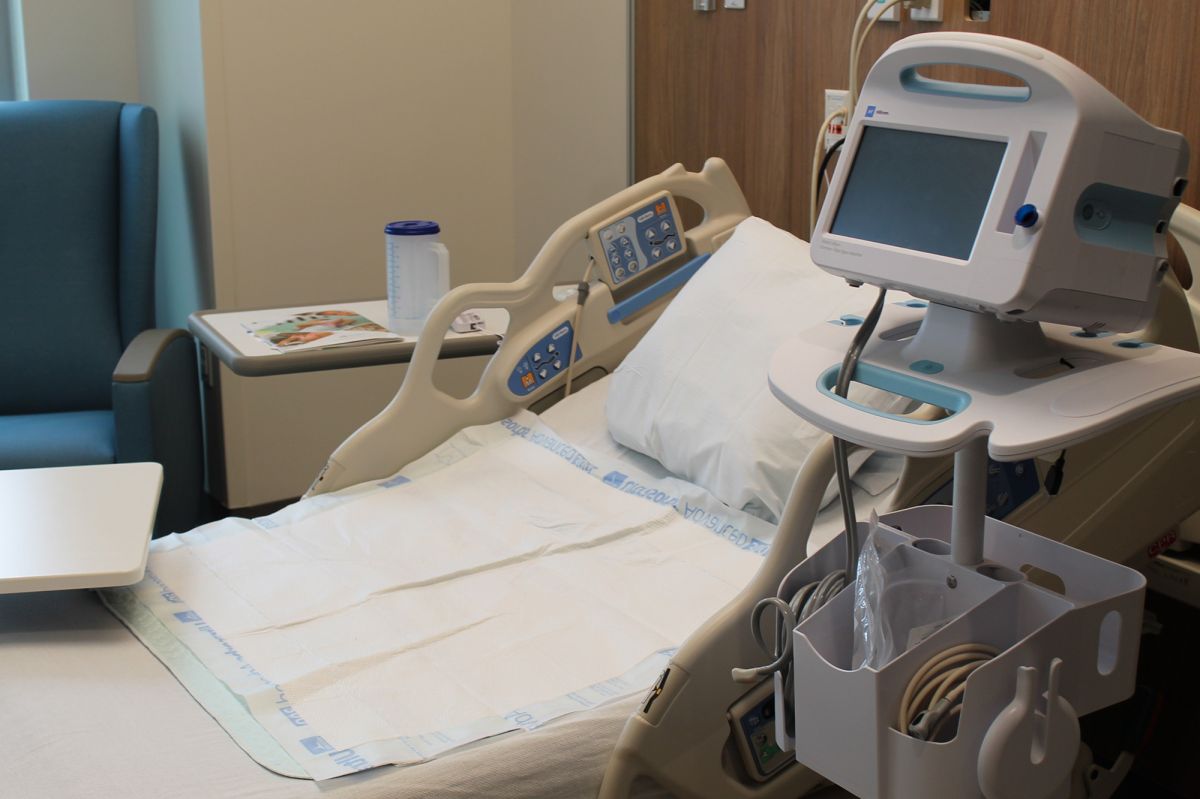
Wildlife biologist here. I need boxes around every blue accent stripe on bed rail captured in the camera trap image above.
[606,253,711,325]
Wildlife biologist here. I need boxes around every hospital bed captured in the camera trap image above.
[5,157,1200,799]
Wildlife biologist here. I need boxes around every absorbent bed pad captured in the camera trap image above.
[102,410,770,780]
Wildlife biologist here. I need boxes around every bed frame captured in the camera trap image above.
[308,159,1200,799]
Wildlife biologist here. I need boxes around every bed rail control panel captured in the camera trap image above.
[588,191,687,292]
[729,681,791,782]
[507,321,582,396]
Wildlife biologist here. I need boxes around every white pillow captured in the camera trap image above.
[606,216,901,523]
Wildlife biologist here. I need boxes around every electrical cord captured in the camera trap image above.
[846,0,876,112]
[818,137,845,196]
[810,107,850,237]
[854,0,907,80]
[833,287,888,578]
[1045,449,1067,496]
[899,643,998,741]
[811,0,909,238]
[731,288,887,703]
[563,256,596,398]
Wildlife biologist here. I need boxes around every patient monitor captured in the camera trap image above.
[812,33,1188,332]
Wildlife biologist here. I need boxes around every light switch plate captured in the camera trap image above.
[868,0,900,21]
[824,89,850,151]
[724,0,746,8]
[909,0,943,22]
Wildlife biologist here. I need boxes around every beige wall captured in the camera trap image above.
[202,0,519,308]
[18,0,140,102]
[511,0,631,272]
[200,0,630,508]
[134,0,213,330]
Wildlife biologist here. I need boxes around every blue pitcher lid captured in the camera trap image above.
[385,220,440,236]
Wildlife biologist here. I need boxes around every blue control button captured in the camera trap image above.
[1114,339,1155,349]
[1014,203,1039,228]
[507,322,582,396]
[910,359,945,375]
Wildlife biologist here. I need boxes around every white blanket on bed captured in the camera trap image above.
[103,410,768,780]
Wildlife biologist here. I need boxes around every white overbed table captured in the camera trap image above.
[188,301,507,377]
[0,462,162,594]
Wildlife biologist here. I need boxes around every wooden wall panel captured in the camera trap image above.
[635,0,1200,239]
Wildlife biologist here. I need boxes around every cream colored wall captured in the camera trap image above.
[200,0,630,508]
[18,0,140,102]
[134,0,213,330]
[201,0,518,306]
[511,0,631,272]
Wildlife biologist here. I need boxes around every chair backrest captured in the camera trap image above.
[0,100,158,414]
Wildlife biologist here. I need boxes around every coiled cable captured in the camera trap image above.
[899,643,998,742]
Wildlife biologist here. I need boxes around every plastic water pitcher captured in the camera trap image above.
[385,220,450,336]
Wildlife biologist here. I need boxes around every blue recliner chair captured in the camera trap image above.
[0,100,206,536]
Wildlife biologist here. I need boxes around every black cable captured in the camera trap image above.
[816,137,846,204]
[1045,450,1067,496]
[833,288,888,578]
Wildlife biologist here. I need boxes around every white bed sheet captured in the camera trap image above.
[542,375,902,555]
[1,590,662,799]
[1,376,897,799]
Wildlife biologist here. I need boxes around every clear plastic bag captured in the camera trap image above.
[852,512,955,670]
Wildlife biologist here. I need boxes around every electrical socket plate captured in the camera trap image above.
[824,88,849,151]
[909,0,943,22]
[867,0,900,21]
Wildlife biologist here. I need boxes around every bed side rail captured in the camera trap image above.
[308,158,751,496]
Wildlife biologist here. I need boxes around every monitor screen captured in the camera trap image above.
[830,126,1007,260]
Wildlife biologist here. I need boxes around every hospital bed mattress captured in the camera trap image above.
[1,377,896,799]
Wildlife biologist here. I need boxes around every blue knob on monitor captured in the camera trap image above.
[1014,203,1039,228]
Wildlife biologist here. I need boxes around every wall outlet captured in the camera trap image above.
[908,0,943,22]
[824,89,850,151]
[867,0,900,22]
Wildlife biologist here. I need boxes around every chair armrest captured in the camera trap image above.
[112,328,207,535]
[113,328,193,383]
